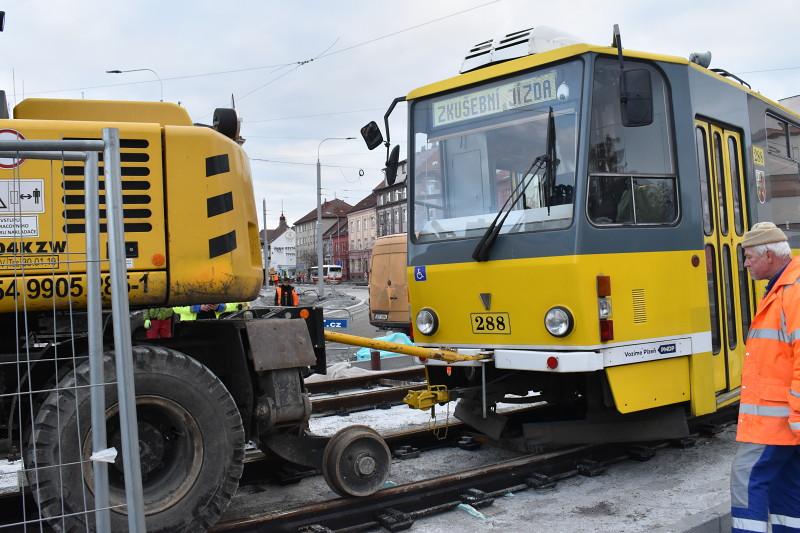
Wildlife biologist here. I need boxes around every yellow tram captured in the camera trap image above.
[364,27,800,443]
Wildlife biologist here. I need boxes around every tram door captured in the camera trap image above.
[695,120,752,393]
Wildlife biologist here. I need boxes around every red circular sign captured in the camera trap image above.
[0,129,26,169]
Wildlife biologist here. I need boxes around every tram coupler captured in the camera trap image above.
[403,384,449,410]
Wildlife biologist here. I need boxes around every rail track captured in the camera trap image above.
[306,366,426,416]
[214,406,738,532]
[0,366,738,532]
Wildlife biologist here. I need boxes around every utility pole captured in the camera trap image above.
[262,199,270,288]
[316,136,354,298]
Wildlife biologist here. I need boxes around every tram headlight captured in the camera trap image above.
[415,308,439,336]
[545,306,574,337]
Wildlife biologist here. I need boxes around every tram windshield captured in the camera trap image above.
[411,60,583,243]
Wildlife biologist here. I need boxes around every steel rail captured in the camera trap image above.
[305,366,425,395]
[310,384,424,414]
[214,406,738,532]
[213,445,595,532]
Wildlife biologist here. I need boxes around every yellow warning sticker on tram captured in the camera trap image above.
[753,145,765,167]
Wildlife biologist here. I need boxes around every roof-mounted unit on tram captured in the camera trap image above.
[461,26,581,73]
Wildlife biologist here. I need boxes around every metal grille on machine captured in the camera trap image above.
[60,138,153,234]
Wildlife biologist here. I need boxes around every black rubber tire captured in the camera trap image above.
[213,108,239,140]
[26,345,245,532]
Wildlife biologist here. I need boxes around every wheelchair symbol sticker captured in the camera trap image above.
[414,266,427,282]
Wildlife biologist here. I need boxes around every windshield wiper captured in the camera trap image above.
[541,107,558,215]
[471,154,548,262]
[471,108,558,262]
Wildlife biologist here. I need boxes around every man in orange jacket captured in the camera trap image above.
[274,277,299,306]
[731,222,800,533]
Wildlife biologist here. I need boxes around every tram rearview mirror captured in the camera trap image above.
[385,145,400,186]
[620,69,653,127]
[361,121,384,151]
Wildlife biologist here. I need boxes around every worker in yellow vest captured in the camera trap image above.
[173,303,248,321]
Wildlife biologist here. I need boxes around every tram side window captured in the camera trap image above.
[588,175,677,224]
[764,114,800,230]
[790,124,800,161]
[587,58,677,226]
[588,58,674,175]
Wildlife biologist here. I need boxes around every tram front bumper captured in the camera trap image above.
[494,349,603,372]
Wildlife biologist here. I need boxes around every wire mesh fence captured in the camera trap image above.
[0,131,144,532]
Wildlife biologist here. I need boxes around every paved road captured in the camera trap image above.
[268,282,390,364]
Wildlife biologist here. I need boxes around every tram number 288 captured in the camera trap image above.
[470,312,511,334]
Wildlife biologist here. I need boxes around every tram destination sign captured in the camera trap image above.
[433,70,557,128]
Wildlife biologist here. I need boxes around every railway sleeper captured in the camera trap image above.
[526,472,558,490]
[626,444,656,461]
[393,444,421,460]
[577,458,607,477]
[377,508,415,532]
[298,525,335,533]
[459,488,495,509]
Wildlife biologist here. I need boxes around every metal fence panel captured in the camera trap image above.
[0,131,144,532]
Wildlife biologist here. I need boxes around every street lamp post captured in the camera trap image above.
[316,137,354,299]
[106,68,164,102]
[262,199,270,288]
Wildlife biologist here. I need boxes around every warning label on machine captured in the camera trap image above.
[0,254,58,270]
[0,216,39,238]
[0,179,45,214]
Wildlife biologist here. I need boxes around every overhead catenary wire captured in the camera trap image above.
[236,38,340,102]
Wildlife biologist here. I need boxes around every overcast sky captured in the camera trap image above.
[1,0,798,230]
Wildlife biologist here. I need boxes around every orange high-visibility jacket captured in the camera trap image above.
[274,286,299,306]
[736,256,800,445]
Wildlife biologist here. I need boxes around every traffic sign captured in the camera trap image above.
[323,319,348,329]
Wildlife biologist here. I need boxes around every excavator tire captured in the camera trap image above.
[26,345,244,532]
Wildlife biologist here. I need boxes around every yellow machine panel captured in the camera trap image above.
[0,99,262,313]
[15,98,193,126]
[163,125,263,304]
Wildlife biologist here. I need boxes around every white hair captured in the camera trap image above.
[749,241,792,259]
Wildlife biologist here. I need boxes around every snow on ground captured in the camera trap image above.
[310,401,454,437]
[0,460,22,495]
[226,410,737,533]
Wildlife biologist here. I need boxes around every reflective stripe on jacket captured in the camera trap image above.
[737,256,800,445]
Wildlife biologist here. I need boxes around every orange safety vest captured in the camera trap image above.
[736,256,800,445]
[274,285,299,306]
